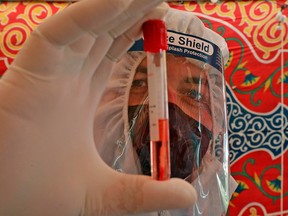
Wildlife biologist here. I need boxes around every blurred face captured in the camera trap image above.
[128,53,212,179]
[129,54,212,129]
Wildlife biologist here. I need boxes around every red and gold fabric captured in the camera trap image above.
[1,1,287,215]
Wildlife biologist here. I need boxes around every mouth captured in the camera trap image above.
[128,103,211,179]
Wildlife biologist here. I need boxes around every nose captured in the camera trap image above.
[167,87,178,104]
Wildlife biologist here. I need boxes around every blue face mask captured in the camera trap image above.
[128,103,212,180]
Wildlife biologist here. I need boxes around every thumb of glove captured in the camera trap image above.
[85,164,197,216]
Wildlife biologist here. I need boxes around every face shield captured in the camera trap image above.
[128,53,214,180]
[103,49,232,215]
[94,8,237,216]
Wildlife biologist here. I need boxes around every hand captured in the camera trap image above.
[0,0,196,215]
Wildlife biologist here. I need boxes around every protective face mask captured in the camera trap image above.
[128,103,212,180]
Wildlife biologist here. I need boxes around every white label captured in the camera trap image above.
[167,31,214,55]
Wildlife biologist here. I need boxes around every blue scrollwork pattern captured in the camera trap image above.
[226,86,288,163]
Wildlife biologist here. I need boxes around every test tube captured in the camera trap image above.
[143,20,170,180]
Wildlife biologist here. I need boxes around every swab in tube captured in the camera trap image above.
[143,20,170,180]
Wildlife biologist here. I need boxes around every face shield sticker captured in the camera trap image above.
[130,30,224,73]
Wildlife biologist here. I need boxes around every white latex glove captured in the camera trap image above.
[0,0,197,215]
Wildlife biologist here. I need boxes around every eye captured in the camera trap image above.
[132,80,147,88]
[185,77,201,84]
[185,89,202,101]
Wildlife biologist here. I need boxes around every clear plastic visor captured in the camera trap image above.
[126,53,227,180]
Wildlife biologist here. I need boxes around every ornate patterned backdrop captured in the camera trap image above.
[0,1,287,215]
[170,1,288,215]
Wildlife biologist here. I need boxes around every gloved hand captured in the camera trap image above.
[0,0,196,215]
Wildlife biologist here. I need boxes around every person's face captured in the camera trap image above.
[128,54,212,130]
[127,53,213,179]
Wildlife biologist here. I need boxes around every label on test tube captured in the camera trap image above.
[148,63,160,141]
[147,53,166,141]
[143,20,170,180]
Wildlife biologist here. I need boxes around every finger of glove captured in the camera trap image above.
[100,173,197,215]
[89,57,115,110]
[88,31,142,105]
[88,4,168,101]
[104,3,169,63]
[37,0,164,47]
[77,33,113,82]
[60,3,168,82]
[107,2,169,39]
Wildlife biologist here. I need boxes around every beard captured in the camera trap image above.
[128,103,212,179]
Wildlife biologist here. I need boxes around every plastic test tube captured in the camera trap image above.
[143,20,170,180]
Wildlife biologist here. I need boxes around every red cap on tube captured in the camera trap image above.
[143,20,168,53]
